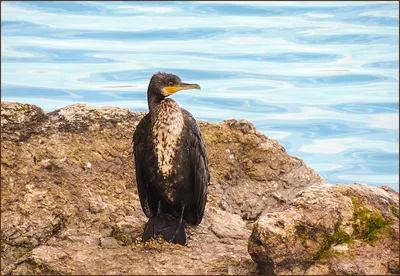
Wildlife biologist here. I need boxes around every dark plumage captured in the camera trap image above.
[133,72,209,245]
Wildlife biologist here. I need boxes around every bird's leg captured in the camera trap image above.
[168,204,185,242]
[153,200,162,237]
[142,201,163,242]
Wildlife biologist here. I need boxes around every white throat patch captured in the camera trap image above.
[152,99,184,177]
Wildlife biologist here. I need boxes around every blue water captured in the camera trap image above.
[1,1,399,190]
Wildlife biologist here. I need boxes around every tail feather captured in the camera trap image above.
[142,213,187,245]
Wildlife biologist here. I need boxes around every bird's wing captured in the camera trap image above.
[133,114,153,218]
[183,109,210,225]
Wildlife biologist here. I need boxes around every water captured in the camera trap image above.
[1,1,399,190]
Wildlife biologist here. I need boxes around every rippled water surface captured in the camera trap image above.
[2,1,399,190]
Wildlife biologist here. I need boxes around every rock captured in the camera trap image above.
[111,216,147,245]
[100,237,121,249]
[2,102,396,275]
[248,184,399,275]
[0,101,324,275]
[0,102,48,141]
[199,119,325,220]
[208,208,249,240]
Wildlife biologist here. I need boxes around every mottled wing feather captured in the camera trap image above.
[183,109,210,225]
[133,114,153,218]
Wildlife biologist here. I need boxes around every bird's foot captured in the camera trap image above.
[142,214,187,245]
[156,216,187,245]
[160,224,187,245]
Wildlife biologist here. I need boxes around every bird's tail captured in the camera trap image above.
[142,213,187,245]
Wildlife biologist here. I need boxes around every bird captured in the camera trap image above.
[133,72,210,245]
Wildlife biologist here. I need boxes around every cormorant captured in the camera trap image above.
[133,72,210,245]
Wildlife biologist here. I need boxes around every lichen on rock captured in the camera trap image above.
[248,184,399,275]
[1,102,397,275]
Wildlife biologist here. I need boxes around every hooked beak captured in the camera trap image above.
[164,83,201,95]
[177,83,201,91]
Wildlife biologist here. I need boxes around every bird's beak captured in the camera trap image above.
[164,83,201,95]
[176,83,201,91]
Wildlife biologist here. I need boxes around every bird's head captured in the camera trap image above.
[148,72,201,98]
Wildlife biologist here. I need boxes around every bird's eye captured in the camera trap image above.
[168,82,174,87]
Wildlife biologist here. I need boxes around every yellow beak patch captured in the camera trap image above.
[165,86,178,94]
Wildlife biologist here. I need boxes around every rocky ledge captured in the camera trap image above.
[1,102,398,275]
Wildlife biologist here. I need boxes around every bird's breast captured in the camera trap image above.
[151,99,185,179]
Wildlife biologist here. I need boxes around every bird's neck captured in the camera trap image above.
[147,89,164,112]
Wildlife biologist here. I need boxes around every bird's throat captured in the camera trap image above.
[151,99,184,178]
